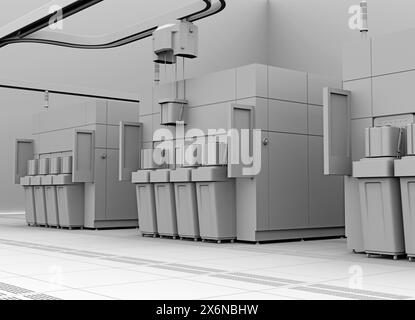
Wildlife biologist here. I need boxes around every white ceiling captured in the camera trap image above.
[1,0,197,35]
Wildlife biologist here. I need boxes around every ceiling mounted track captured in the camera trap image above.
[0,0,226,49]
[0,0,104,42]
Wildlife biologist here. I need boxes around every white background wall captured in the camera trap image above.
[269,0,415,77]
[1,0,415,212]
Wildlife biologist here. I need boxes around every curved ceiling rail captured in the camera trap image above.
[0,0,226,49]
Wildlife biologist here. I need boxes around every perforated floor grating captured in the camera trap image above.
[0,282,61,300]
[230,272,303,285]
[24,293,61,300]
[0,282,33,295]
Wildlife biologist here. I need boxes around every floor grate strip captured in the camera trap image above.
[115,256,161,264]
[25,293,61,300]
[169,264,224,273]
[100,257,147,265]
[230,272,303,285]
[151,265,207,275]
[0,282,33,295]
[211,274,287,288]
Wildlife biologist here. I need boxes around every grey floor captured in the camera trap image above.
[0,214,414,300]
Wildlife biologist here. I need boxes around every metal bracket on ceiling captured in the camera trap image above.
[0,0,226,49]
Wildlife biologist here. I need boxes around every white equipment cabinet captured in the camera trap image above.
[33,158,50,226]
[353,157,405,258]
[171,168,200,240]
[132,170,158,237]
[16,99,140,229]
[151,169,178,238]
[192,166,236,243]
[21,177,36,226]
[43,177,59,227]
[129,64,345,243]
[55,173,84,229]
[332,31,415,258]
[395,124,415,261]
[20,157,37,226]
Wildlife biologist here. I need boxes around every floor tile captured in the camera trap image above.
[259,260,411,282]
[44,289,114,300]
[85,278,244,300]
[263,287,353,300]
[32,268,164,289]
[361,269,415,294]
[205,291,292,300]
[316,278,415,299]
[190,274,282,292]
[0,259,107,277]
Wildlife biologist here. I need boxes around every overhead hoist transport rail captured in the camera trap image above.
[0,0,226,49]
[0,78,140,103]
